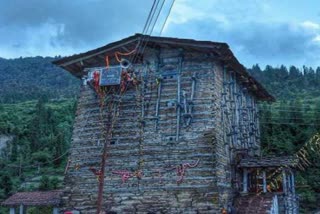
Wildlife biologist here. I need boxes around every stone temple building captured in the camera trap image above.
[53,34,299,213]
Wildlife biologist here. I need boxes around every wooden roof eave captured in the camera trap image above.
[52,34,274,101]
[223,59,275,102]
[53,36,141,67]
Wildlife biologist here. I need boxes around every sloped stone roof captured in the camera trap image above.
[2,190,62,206]
[238,156,298,168]
[52,34,274,101]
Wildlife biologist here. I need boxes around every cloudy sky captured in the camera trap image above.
[0,0,320,67]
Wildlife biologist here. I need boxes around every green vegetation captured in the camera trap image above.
[0,99,76,197]
[249,65,320,212]
[0,57,78,212]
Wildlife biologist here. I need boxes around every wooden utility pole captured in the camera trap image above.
[96,95,115,214]
[97,142,108,214]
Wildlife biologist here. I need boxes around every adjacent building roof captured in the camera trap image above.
[238,156,299,168]
[2,190,62,206]
[53,34,274,101]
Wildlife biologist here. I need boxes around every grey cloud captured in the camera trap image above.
[229,23,316,57]
[0,0,152,56]
[1,0,320,67]
[165,19,320,67]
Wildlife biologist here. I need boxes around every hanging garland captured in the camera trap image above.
[112,170,143,184]
[89,167,103,182]
[174,159,200,184]
[149,160,200,185]
[75,163,80,171]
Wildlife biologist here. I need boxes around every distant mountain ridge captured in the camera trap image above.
[0,56,79,103]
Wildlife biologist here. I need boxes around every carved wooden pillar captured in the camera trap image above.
[9,207,15,214]
[243,168,248,193]
[282,170,287,194]
[262,170,267,193]
[291,171,295,194]
[53,207,59,214]
[19,204,23,214]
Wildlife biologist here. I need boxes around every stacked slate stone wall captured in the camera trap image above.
[214,62,261,195]
[61,47,260,213]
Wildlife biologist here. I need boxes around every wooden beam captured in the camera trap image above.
[60,38,140,67]
[121,46,130,52]
[150,39,224,52]
[176,56,183,141]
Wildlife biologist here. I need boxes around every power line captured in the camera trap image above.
[258,104,320,108]
[146,0,165,35]
[259,109,320,113]
[258,104,319,108]
[258,108,320,113]
[130,0,160,63]
[7,148,70,169]
[159,0,175,35]
[260,118,320,122]
[139,0,166,57]
[131,0,164,63]
[260,122,320,126]
[141,0,158,34]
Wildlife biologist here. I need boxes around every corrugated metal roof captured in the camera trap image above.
[52,34,274,101]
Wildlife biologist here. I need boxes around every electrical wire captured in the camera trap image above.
[7,149,71,169]
[258,104,320,113]
[141,0,159,34]
[260,122,320,126]
[130,0,162,63]
[259,109,320,114]
[139,0,166,57]
[132,1,162,63]
[159,0,175,36]
[260,116,320,120]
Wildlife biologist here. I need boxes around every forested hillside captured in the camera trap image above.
[249,64,320,100]
[0,58,320,212]
[0,99,76,213]
[0,57,79,213]
[0,57,79,103]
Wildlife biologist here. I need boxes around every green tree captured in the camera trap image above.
[0,173,13,197]
[39,175,51,190]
